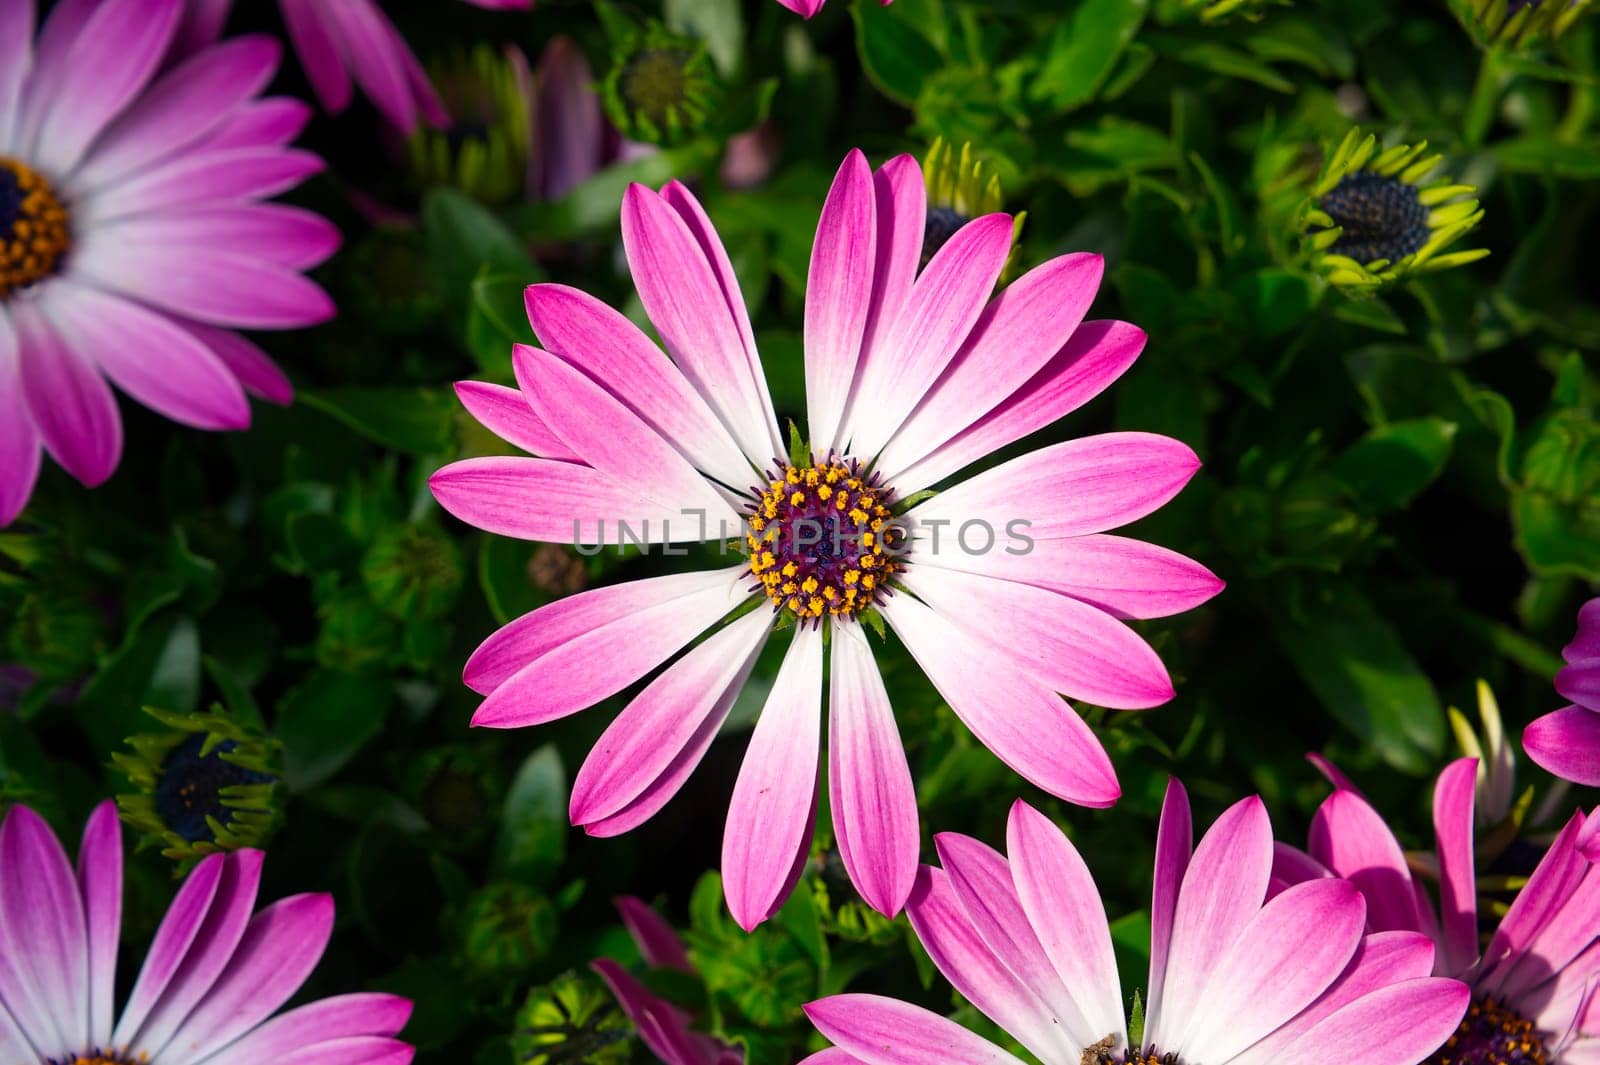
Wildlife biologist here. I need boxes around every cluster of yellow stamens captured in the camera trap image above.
[1428,997,1550,1065]
[745,459,902,621]
[0,157,70,298]
[53,1051,147,1065]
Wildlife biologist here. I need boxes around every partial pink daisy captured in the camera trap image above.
[779,0,891,17]
[592,897,742,1065]
[432,147,1222,931]
[0,801,413,1065]
[1525,597,1600,787]
[180,0,529,135]
[803,780,1469,1065]
[1280,756,1600,1064]
[0,0,338,526]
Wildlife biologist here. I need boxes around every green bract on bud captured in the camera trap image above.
[1300,129,1488,293]
[1448,0,1595,47]
[512,972,632,1064]
[112,706,283,870]
[406,744,498,846]
[459,881,558,979]
[921,138,1026,279]
[362,523,465,621]
[6,588,104,682]
[314,585,398,670]
[1449,679,1517,830]
[601,22,716,146]
[408,44,534,204]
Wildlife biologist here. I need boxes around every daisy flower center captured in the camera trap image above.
[744,459,904,621]
[1083,1039,1177,1065]
[48,1051,146,1065]
[1318,171,1429,265]
[155,733,276,844]
[620,48,694,133]
[0,157,70,298]
[1426,997,1550,1065]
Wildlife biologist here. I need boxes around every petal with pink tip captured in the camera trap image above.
[1145,779,1193,1031]
[201,97,313,151]
[110,855,224,1048]
[904,864,1084,1063]
[533,38,602,200]
[1308,789,1422,935]
[853,155,924,381]
[570,609,771,828]
[805,150,877,452]
[804,995,1028,1065]
[91,207,341,272]
[0,311,42,526]
[1565,600,1600,662]
[887,320,1146,496]
[81,148,324,223]
[1558,659,1600,711]
[877,252,1104,476]
[881,596,1120,808]
[1432,757,1480,975]
[469,568,750,729]
[76,802,122,1046]
[828,623,919,918]
[1004,801,1126,1045]
[1258,978,1469,1065]
[179,321,294,407]
[724,625,824,931]
[13,297,122,488]
[906,432,1200,541]
[909,533,1223,621]
[279,0,351,114]
[272,1036,415,1065]
[1268,841,1333,899]
[199,994,414,1065]
[1144,795,1272,1050]
[1525,706,1600,787]
[0,805,88,1053]
[0,0,33,150]
[844,213,1015,460]
[453,381,580,461]
[615,898,694,973]
[900,566,1173,709]
[1479,811,1590,984]
[319,0,420,132]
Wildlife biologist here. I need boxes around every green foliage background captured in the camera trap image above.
[4,0,1599,1061]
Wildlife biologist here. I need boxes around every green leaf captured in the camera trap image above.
[1269,580,1444,773]
[852,1,943,106]
[508,144,721,242]
[1494,138,1600,180]
[299,388,456,455]
[466,270,537,377]
[422,188,535,292]
[664,0,744,76]
[1030,0,1147,109]
[1332,417,1458,512]
[494,745,568,888]
[276,669,393,791]
[1229,268,1319,336]
[1147,34,1294,93]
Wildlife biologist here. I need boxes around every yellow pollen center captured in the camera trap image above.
[0,157,70,298]
[745,459,903,621]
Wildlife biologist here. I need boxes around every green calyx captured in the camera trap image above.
[1448,0,1595,47]
[601,23,717,146]
[921,137,1027,280]
[408,44,533,204]
[512,972,633,1064]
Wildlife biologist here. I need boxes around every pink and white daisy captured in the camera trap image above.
[803,780,1469,1065]
[0,0,338,526]
[1525,598,1600,787]
[592,897,742,1065]
[779,0,891,17]
[0,801,413,1065]
[179,0,529,135]
[1279,756,1600,1064]
[431,148,1222,930]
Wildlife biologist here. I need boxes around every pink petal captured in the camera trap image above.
[1557,658,1600,711]
[1308,789,1422,935]
[724,625,824,931]
[881,595,1120,807]
[0,311,42,525]
[878,252,1105,476]
[828,623,920,918]
[199,994,413,1065]
[93,206,340,271]
[1524,706,1600,787]
[0,805,88,1052]
[854,155,925,389]
[615,897,693,973]
[468,567,750,728]
[14,0,98,151]
[114,849,264,1052]
[1258,978,1469,1065]
[513,345,739,523]
[1146,779,1193,1031]
[1004,800,1126,1045]
[12,296,122,488]
[30,0,183,175]
[180,321,294,406]
[320,0,423,132]
[201,97,313,151]
[453,381,580,461]
[907,432,1200,541]
[167,0,231,61]
[593,959,714,1065]
[1480,810,1589,983]
[1565,599,1600,663]
[279,0,351,115]
[1493,863,1600,1005]
[0,0,34,150]
[76,802,122,1047]
[1176,879,1365,1062]
[151,893,335,1062]
[904,864,1084,1062]
[533,37,603,200]
[1145,795,1272,1050]
[1306,752,1365,797]
[1432,757,1480,975]
[430,456,708,546]
[621,183,779,466]
[569,610,771,829]
[900,565,1174,709]
[265,1037,414,1065]
[82,147,324,223]
[844,213,1015,460]
[72,239,333,330]
[523,284,754,489]
[936,832,1104,1054]
[1269,841,1334,899]
[805,149,877,452]
[911,533,1222,621]
[71,35,281,191]
[804,995,1029,1065]
[43,281,251,431]
[888,320,1146,496]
